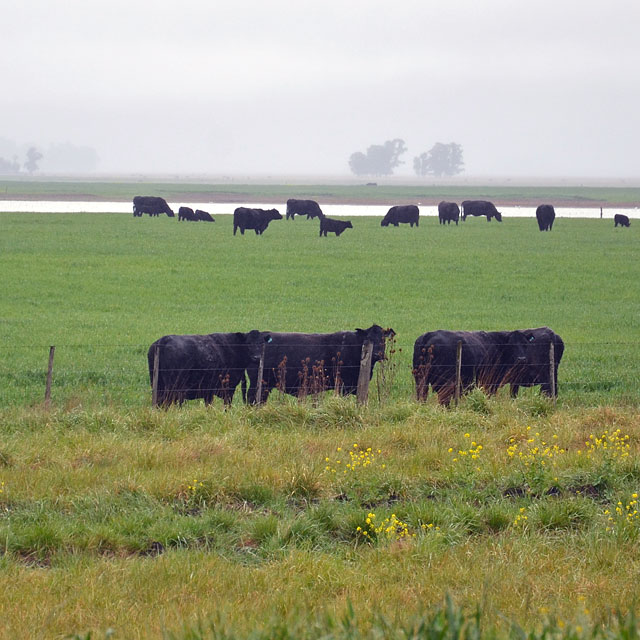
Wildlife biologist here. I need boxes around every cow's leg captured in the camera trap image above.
[510,384,520,398]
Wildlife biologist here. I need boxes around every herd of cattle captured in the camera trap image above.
[148,325,564,408]
[133,195,632,232]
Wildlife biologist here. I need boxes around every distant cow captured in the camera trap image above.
[195,209,215,222]
[148,330,271,407]
[286,199,324,220]
[413,330,533,405]
[320,216,353,237]
[381,205,419,227]
[178,206,198,222]
[614,213,631,227]
[438,201,460,225]
[133,196,175,218]
[536,205,556,231]
[246,325,394,404]
[461,200,502,222]
[233,207,283,235]
[508,327,564,399]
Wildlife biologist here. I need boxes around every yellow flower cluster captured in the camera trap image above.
[187,478,203,494]
[325,444,384,475]
[513,507,528,527]
[578,429,630,460]
[0,481,4,494]
[357,512,416,541]
[357,513,440,541]
[507,427,565,468]
[449,433,483,463]
[605,493,639,531]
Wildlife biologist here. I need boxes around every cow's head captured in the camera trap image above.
[268,209,283,220]
[241,330,273,363]
[380,216,390,227]
[494,211,503,222]
[355,325,395,365]
[345,221,353,229]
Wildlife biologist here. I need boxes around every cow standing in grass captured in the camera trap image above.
[148,330,271,407]
[233,207,282,235]
[286,199,323,220]
[319,216,353,237]
[246,325,394,404]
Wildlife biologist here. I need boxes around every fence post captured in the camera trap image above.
[151,345,160,408]
[255,342,266,405]
[44,345,55,409]
[454,340,462,406]
[549,341,556,405]
[356,341,374,405]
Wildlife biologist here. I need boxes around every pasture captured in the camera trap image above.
[1,208,640,638]
[0,211,638,408]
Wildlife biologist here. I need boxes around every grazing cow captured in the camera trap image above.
[461,200,502,222]
[508,327,564,398]
[195,209,215,222]
[536,205,556,231]
[133,196,175,218]
[614,213,631,228]
[412,330,533,405]
[319,216,353,237]
[233,207,282,235]
[286,199,324,220]
[147,330,271,407]
[381,205,420,227]
[438,201,460,225]
[245,325,394,404]
[178,206,198,222]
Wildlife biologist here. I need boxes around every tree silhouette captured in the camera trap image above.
[24,147,43,174]
[414,142,464,177]
[349,139,407,176]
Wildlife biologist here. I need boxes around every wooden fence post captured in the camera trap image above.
[549,341,556,405]
[255,342,266,405]
[454,340,462,406]
[151,345,160,408]
[44,346,55,409]
[356,341,374,405]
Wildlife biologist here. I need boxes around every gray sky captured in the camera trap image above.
[2,0,639,178]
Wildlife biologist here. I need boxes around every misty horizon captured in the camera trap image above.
[2,1,639,179]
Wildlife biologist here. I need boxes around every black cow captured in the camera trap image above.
[195,209,215,222]
[413,330,533,405]
[286,199,324,220]
[148,330,271,407]
[178,206,198,222]
[438,201,460,225]
[508,327,564,398]
[133,196,175,218]
[461,200,502,222]
[536,205,556,231]
[319,216,353,237]
[233,207,282,235]
[245,325,394,404]
[381,205,419,227]
[614,214,631,228]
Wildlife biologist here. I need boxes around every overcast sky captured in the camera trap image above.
[2,0,639,178]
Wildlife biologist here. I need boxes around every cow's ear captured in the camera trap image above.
[263,333,272,343]
[527,334,535,342]
[355,328,366,338]
[235,332,247,343]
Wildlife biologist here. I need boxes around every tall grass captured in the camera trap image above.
[1,401,640,637]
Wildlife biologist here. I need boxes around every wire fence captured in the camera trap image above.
[1,337,638,409]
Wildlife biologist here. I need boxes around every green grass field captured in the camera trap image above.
[2,178,640,205]
[1,208,640,638]
[0,211,638,408]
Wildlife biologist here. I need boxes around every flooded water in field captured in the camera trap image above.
[0,200,638,219]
